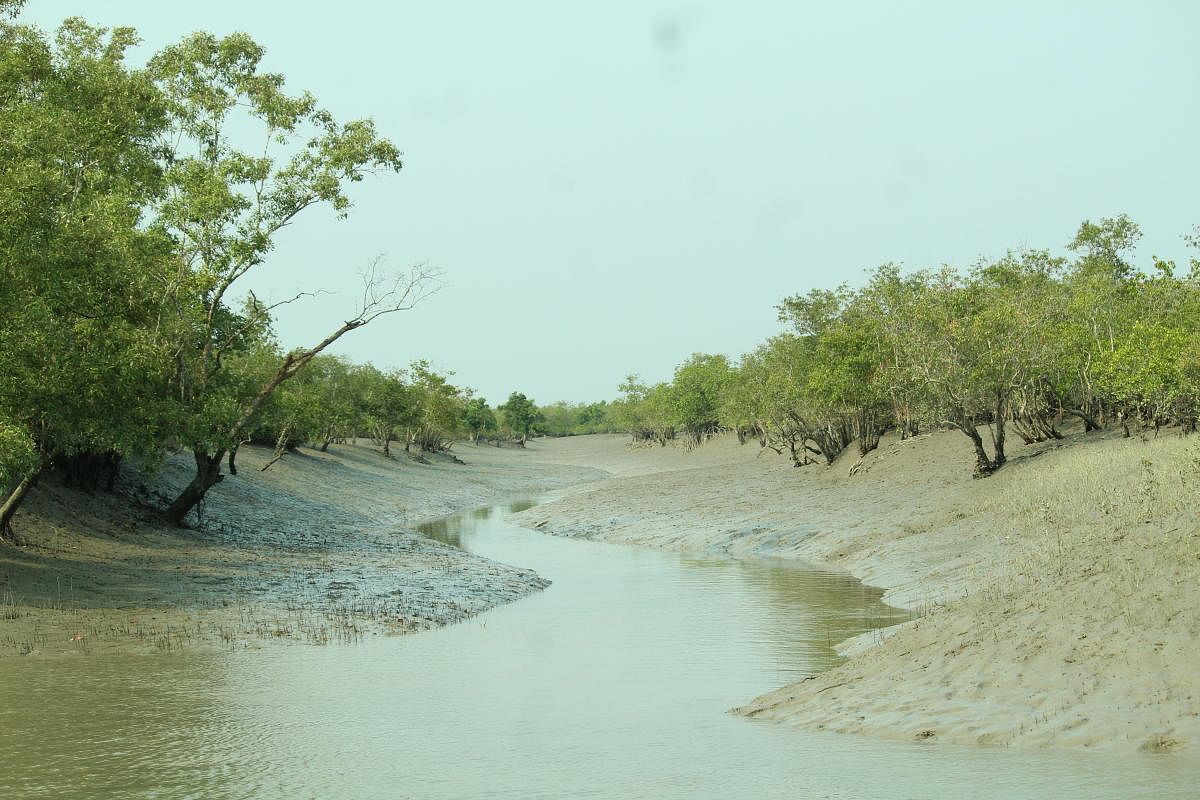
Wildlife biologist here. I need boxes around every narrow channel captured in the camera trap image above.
[2,500,1197,798]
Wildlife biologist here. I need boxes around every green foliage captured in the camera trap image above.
[145,29,404,459]
[536,401,614,436]
[608,376,678,445]
[1094,322,1196,425]
[462,398,498,441]
[353,365,416,451]
[498,392,541,443]
[1068,214,1141,273]
[0,15,176,476]
[667,354,733,445]
[608,376,652,438]
[0,419,36,489]
[408,361,467,451]
[252,353,348,448]
[0,11,433,527]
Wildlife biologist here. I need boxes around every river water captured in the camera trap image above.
[2,500,1197,798]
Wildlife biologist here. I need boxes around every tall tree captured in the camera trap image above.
[0,15,174,537]
[144,32,436,524]
[499,392,540,446]
[406,361,467,452]
[462,397,497,443]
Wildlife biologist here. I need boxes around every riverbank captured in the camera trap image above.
[7,430,1197,754]
[510,430,1200,752]
[0,441,604,657]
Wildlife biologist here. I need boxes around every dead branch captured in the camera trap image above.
[227,258,443,442]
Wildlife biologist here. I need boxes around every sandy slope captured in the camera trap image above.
[511,430,1200,753]
[0,440,603,657]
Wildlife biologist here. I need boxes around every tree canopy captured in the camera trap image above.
[0,12,436,535]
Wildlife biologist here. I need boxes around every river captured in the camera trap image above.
[2,500,1197,798]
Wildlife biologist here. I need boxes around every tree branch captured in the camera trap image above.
[225,258,443,442]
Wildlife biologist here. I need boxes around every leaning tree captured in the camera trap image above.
[146,32,438,525]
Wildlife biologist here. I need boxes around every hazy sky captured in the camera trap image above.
[26,2,1200,404]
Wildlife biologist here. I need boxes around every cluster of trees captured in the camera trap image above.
[609,216,1200,477]
[463,392,542,446]
[0,8,454,536]
[466,396,622,442]
[607,357,733,448]
[536,401,616,437]
[248,358,476,465]
[236,362,568,463]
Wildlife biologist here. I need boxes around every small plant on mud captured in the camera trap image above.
[1,589,23,620]
[1181,438,1200,486]
[1138,457,1158,523]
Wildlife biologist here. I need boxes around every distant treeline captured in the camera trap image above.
[605,215,1200,477]
[535,401,618,437]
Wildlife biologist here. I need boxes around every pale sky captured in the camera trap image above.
[26,1,1200,404]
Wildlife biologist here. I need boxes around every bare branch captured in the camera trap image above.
[225,257,443,442]
[348,257,444,328]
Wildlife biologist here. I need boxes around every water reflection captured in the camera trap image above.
[415,507,476,546]
[417,501,536,548]
[507,499,538,514]
[684,556,911,675]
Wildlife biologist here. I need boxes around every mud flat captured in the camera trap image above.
[511,431,1200,753]
[0,441,604,657]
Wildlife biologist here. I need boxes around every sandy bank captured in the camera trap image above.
[510,431,1200,753]
[0,440,604,658]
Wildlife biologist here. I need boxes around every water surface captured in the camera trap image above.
[2,501,1196,798]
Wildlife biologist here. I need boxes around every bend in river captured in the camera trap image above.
[3,500,1197,799]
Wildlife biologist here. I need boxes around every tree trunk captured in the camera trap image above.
[382,433,392,458]
[165,450,225,526]
[165,298,428,527]
[958,425,998,478]
[786,437,802,467]
[228,444,240,475]
[991,412,1007,469]
[1065,408,1101,432]
[856,409,881,457]
[0,464,43,541]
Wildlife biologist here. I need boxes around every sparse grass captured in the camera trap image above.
[1,588,23,621]
[999,433,1200,635]
[0,596,397,657]
[1015,433,1197,530]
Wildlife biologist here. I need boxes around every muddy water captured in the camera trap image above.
[2,502,1198,799]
